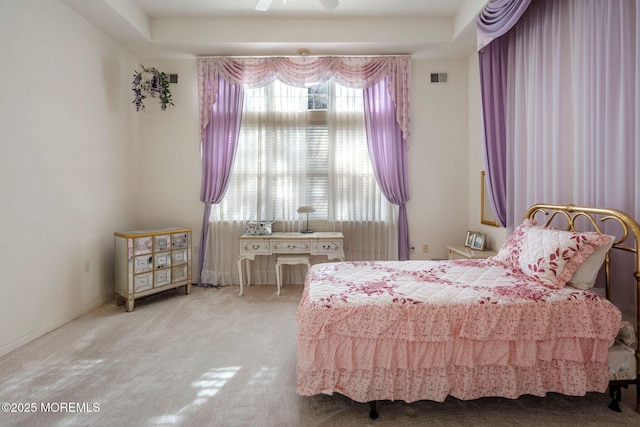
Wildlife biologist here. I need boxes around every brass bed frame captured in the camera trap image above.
[364,204,640,418]
[524,204,640,413]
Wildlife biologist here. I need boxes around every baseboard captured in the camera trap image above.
[0,293,115,359]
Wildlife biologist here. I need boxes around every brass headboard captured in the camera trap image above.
[524,203,640,411]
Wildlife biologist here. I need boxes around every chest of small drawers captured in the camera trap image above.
[114,227,192,311]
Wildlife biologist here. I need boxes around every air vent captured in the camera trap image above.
[430,73,448,83]
[169,74,179,84]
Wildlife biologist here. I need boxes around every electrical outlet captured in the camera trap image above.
[84,261,90,273]
[422,244,429,253]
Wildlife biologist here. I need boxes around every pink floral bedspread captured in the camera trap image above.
[296,259,621,403]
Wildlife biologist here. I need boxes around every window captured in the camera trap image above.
[307,82,328,110]
[210,79,388,225]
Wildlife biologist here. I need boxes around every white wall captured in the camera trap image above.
[136,60,203,278]
[0,0,140,357]
[407,59,470,260]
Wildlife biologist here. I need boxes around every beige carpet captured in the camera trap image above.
[0,284,638,426]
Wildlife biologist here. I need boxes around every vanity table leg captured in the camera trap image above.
[245,259,251,287]
[237,257,245,296]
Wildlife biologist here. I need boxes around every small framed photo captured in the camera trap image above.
[472,233,486,251]
[465,231,476,248]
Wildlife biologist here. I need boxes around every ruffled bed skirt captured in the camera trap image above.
[297,336,611,403]
[297,362,609,404]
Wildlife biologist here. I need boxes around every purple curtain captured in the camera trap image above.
[479,37,509,227]
[363,77,410,260]
[198,76,244,286]
[477,0,533,50]
[477,0,533,227]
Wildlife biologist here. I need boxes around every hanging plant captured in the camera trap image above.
[131,65,174,112]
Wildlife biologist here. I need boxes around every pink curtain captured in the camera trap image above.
[197,56,411,141]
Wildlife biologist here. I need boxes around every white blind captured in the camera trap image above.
[305,124,329,219]
[210,79,388,224]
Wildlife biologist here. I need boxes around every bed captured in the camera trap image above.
[296,204,640,417]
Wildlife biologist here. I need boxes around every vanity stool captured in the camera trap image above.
[275,254,311,295]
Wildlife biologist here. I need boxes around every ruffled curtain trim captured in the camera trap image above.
[477,0,533,50]
[197,56,410,141]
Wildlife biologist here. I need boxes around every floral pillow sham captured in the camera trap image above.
[495,219,613,289]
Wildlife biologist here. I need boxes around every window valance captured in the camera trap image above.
[196,56,411,141]
[477,0,532,50]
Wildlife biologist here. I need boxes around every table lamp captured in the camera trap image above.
[297,206,315,233]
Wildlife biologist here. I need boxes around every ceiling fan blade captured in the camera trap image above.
[318,0,339,10]
[255,0,272,12]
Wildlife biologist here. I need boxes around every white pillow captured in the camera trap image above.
[567,235,615,290]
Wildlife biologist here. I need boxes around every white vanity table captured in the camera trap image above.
[237,232,344,296]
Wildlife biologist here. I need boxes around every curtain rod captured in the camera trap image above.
[196,54,412,59]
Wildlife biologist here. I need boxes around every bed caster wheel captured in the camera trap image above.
[608,386,622,412]
[369,401,379,419]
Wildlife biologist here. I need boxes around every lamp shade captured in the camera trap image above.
[297,206,315,214]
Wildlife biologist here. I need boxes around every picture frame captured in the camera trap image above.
[472,233,486,251]
[465,231,476,248]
